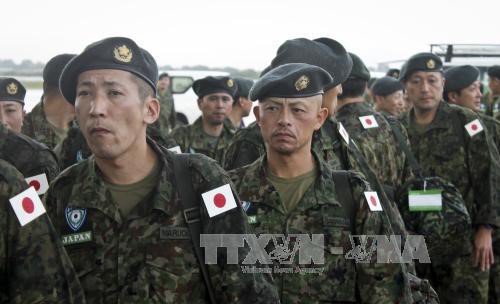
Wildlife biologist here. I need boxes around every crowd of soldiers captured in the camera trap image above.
[0,36,499,303]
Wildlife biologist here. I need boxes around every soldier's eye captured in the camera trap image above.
[77,90,89,97]
[109,90,122,96]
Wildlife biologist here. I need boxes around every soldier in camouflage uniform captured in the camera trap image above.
[481,66,500,119]
[335,53,414,201]
[227,77,254,129]
[149,72,176,137]
[47,36,278,303]
[0,123,59,182]
[170,76,236,164]
[400,53,500,303]
[229,63,413,303]
[443,65,500,304]
[22,54,76,150]
[0,158,86,303]
[372,76,405,117]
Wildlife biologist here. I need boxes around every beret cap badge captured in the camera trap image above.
[295,75,310,91]
[227,79,234,88]
[6,82,18,95]
[426,59,435,69]
[113,45,133,63]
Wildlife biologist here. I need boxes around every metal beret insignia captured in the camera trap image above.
[114,45,133,63]
[6,82,18,95]
[227,79,234,88]
[426,59,435,69]
[295,75,310,91]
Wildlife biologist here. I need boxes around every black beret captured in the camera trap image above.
[487,65,500,79]
[371,76,405,96]
[386,68,400,79]
[399,52,443,81]
[444,65,479,93]
[268,38,351,89]
[347,52,370,81]
[60,37,158,104]
[192,76,238,98]
[249,63,333,101]
[0,77,26,104]
[43,54,76,89]
[233,77,254,99]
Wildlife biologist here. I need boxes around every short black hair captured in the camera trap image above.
[159,73,170,80]
[339,78,367,99]
[130,74,155,101]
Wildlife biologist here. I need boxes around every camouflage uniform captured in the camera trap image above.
[170,117,235,164]
[335,102,413,199]
[149,89,176,137]
[401,101,500,303]
[22,100,70,150]
[0,123,59,182]
[45,139,279,303]
[0,159,86,303]
[228,154,413,303]
[480,92,500,118]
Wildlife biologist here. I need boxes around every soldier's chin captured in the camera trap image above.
[271,145,295,156]
[89,145,118,160]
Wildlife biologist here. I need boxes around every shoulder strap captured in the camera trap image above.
[331,170,356,232]
[172,154,217,304]
[386,118,423,179]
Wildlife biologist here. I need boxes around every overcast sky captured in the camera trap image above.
[3,0,499,71]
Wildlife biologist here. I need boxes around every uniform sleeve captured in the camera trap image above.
[190,156,280,303]
[348,172,413,304]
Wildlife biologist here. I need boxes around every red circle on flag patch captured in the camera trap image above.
[29,180,41,191]
[22,198,35,214]
[471,124,478,131]
[214,193,226,208]
[370,196,378,206]
[366,118,372,125]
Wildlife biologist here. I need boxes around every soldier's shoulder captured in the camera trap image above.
[6,130,51,152]
[447,103,479,121]
[232,122,262,142]
[170,124,191,137]
[0,159,25,183]
[51,158,90,190]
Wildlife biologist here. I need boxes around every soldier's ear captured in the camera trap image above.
[144,97,160,124]
[253,105,261,124]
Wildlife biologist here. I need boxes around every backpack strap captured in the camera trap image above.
[331,170,356,232]
[172,153,217,304]
[386,117,423,179]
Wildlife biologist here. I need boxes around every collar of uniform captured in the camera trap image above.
[407,101,449,132]
[188,116,234,151]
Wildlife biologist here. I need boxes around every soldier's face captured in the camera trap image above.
[405,71,444,112]
[449,80,482,111]
[198,93,233,126]
[75,69,158,160]
[0,101,25,133]
[239,97,253,117]
[158,77,170,91]
[376,90,404,116]
[255,96,327,155]
[488,77,500,95]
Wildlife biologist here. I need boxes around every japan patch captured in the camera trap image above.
[338,122,350,144]
[9,186,46,226]
[364,191,383,212]
[359,115,379,129]
[65,207,87,232]
[464,119,484,137]
[25,173,49,195]
[201,184,237,217]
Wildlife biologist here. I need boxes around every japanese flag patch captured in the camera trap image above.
[25,173,49,195]
[359,115,379,129]
[202,184,238,217]
[9,186,46,226]
[364,191,383,211]
[464,119,484,137]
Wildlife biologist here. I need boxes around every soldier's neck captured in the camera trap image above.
[227,107,244,128]
[95,137,158,185]
[413,106,438,125]
[266,147,315,179]
[202,120,224,137]
[336,96,364,111]
[43,94,75,130]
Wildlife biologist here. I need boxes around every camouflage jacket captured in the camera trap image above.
[45,140,279,304]
[57,123,178,170]
[170,117,235,164]
[228,154,412,303]
[0,159,86,303]
[335,102,413,195]
[149,90,176,137]
[22,100,70,149]
[222,121,266,170]
[478,112,500,153]
[400,101,500,227]
[0,123,59,182]
[480,91,500,117]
